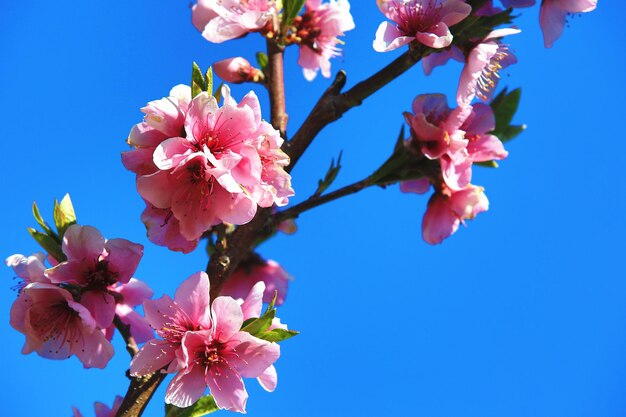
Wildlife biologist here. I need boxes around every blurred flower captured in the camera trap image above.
[294,0,355,81]
[539,0,597,48]
[222,258,291,306]
[373,0,471,52]
[72,396,123,417]
[213,57,264,83]
[192,0,279,43]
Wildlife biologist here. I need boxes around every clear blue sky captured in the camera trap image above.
[1,1,625,416]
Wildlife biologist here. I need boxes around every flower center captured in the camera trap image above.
[391,0,442,35]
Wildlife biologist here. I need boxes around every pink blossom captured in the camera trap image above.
[222,259,291,306]
[539,0,597,48]
[440,102,508,190]
[136,85,293,242]
[373,0,472,52]
[140,204,199,254]
[10,283,114,368]
[295,0,355,81]
[130,272,213,376]
[422,45,464,75]
[404,93,469,161]
[122,85,191,177]
[44,225,143,329]
[456,28,520,106]
[72,396,123,417]
[422,184,489,244]
[192,0,278,43]
[214,57,262,84]
[165,298,280,411]
[108,278,154,344]
[6,252,50,289]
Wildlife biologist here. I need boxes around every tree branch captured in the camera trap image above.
[113,315,139,358]
[115,372,167,417]
[267,39,288,137]
[284,45,426,171]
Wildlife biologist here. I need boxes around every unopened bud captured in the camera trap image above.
[213,57,264,84]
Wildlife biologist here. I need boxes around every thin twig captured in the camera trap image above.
[113,315,139,358]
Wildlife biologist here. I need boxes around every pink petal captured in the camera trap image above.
[174,272,212,327]
[224,331,280,378]
[80,290,116,329]
[439,0,473,26]
[103,238,143,284]
[166,366,208,408]
[240,281,265,320]
[62,224,106,262]
[114,278,153,307]
[373,22,414,52]
[74,326,114,369]
[211,296,244,343]
[415,23,452,49]
[116,305,155,344]
[130,339,178,376]
[45,260,91,286]
[143,295,179,331]
[122,148,158,176]
[539,1,568,48]
[205,361,247,413]
[257,365,278,392]
[136,170,175,209]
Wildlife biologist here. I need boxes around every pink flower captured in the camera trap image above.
[222,259,291,306]
[122,85,191,177]
[295,0,355,81]
[136,85,293,242]
[214,57,263,84]
[72,396,123,417]
[10,283,114,368]
[422,184,489,244]
[373,0,472,52]
[130,272,213,377]
[539,0,597,48]
[108,278,154,344]
[6,252,50,289]
[192,0,278,43]
[456,28,520,106]
[45,225,143,330]
[404,93,469,161]
[440,102,508,190]
[140,204,199,254]
[165,298,280,411]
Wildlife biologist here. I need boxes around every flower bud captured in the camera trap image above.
[213,57,263,84]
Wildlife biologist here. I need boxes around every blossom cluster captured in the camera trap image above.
[130,272,283,413]
[192,0,355,81]
[7,225,152,368]
[123,84,294,253]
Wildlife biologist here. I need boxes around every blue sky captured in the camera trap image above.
[1,1,625,416]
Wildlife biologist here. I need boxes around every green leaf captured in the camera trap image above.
[283,0,306,28]
[499,124,526,143]
[313,151,342,197]
[205,66,214,97]
[28,228,66,263]
[191,62,207,98]
[255,328,299,343]
[474,160,499,168]
[213,82,224,103]
[165,396,219,417]
[256,52,269,70]
[53,194,76,238]
[241,310,275,336]
[32,202,55,237]
[491,88,521,132]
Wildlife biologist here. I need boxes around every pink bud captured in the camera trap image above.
[213,57,261,84]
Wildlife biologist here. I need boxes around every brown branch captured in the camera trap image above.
[115,372,167,417]
[284,45,427,171]
[267,39,288,137]
[113,315,139,358]
[276,177,374,223]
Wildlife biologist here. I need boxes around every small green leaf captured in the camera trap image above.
[165,396,219,417]
[205,66,214,97]
[256,52,269,70]
[213,82,224,103]
[241,310,275,336]
[491,88,521,132]
[313,151,342,197]
[32,202,55,237]
[474,160,499,168]
[255,328,299,343]
[53,194,77,238]
[28,228,66,263]
[499,124,526,143]
[283,0,306,28]
[192,62,207,98]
